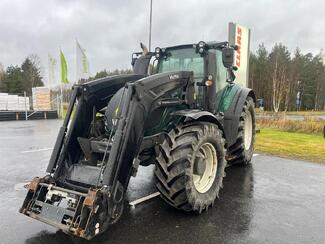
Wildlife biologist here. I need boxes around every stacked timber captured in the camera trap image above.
[32,87,51,111]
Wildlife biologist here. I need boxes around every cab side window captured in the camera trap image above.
[215,50,228,91]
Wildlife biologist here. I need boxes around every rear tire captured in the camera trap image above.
[154,122,226,213]
[227,96,256,166]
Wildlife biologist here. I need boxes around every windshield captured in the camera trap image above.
[158,48,204,83]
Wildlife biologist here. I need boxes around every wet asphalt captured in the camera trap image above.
[0,120,325,244]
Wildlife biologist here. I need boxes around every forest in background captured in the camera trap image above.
[249,44,325,111]
[0,55,43,96]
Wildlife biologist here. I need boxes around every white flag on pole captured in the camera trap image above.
[48,54,58,89]
[76,40,90,83]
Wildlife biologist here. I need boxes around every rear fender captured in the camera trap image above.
[222,85,256,147]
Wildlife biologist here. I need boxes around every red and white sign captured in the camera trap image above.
[228,23,250,87]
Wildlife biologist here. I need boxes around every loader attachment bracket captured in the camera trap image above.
[19,177,114,240]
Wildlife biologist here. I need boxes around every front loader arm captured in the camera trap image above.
[102,71,195,205]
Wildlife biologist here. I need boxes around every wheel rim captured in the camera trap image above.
[244,110,253,150]
[193,142,218,193]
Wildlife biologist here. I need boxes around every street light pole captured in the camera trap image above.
[148,0,153,51]
[24,91,28,120]
[296,80,303,112]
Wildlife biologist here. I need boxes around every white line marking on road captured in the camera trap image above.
[129,192,160,207]
[21,148,53,154]
[253,153,259,157]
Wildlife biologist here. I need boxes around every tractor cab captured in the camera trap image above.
[132,41,236,113]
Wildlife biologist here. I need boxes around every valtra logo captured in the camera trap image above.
[236,26,242,67]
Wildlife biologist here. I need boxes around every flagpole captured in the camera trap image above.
[59,49,64,119]
[148,0,153,51]
[76,40,90,83]
[48,54,52,90]
[60,82,64,118]
[75,38,78,85]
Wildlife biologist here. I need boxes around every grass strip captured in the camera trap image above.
[256,128,325,163]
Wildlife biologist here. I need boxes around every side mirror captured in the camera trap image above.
[222,47,234,68]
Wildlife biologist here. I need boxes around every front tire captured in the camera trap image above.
[154,122,226,213]
[227,96,256,166]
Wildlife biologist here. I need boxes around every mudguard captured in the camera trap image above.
[221,84,256,147]
[171,109,224,134]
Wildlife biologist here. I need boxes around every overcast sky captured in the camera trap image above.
[0,0,324,84]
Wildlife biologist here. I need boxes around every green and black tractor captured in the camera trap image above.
[20,40,256,239]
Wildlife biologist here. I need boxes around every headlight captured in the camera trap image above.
[198,41,205,48]
[196,41,206,54]
[205,80,213,87]
[205,74,213,87]
[155,47,161,59]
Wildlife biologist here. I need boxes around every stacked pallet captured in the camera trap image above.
[0,93,30,111]
[32,87,51,111]
[0,93,8,110]
[0,89,55,112]
[7,95,19,110]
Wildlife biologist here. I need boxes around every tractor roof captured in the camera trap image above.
[161,41,224,51]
